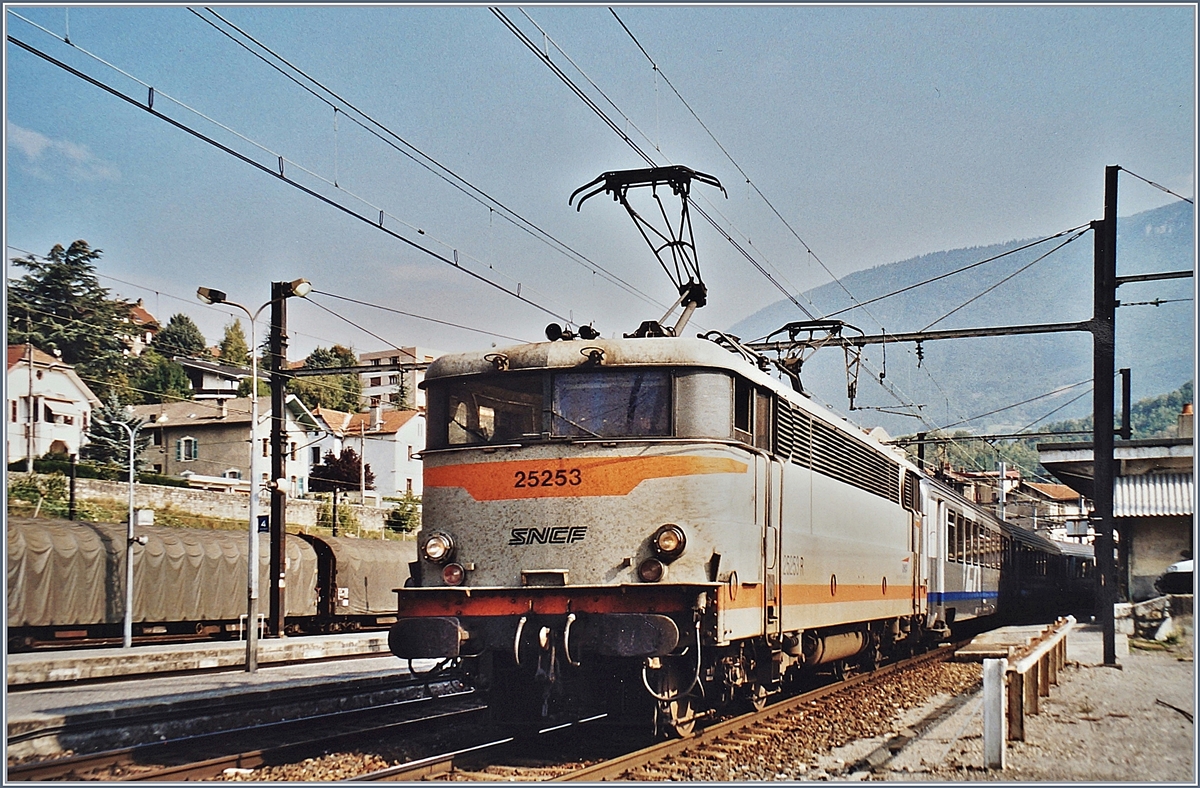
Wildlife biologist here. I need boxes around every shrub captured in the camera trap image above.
[317,493,361,535]
[385,492,422,534]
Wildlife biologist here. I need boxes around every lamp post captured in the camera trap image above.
[95,411,158,649]
[198,279,310,673]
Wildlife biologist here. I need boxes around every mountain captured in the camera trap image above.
[728,202,1194,435]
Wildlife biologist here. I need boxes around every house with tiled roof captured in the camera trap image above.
[1008,480,1090,541]
[131,395,319,497]
[6,344,101,465]
[347,408,424,499]
[125,299,159,357]
[310,405,425,501]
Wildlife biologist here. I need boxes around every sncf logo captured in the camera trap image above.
[508,526,588,546]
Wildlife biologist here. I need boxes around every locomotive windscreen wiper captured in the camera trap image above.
[550,409,603,438]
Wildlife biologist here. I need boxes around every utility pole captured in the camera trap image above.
[1092,165,1119,667]
[26,340,34,473]
[745,166,1191,669]
[997,461,1007,522]
[269,280,288,637]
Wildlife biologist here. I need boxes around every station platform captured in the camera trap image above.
[7,630,392,686]
[874,624,1195,782]
[5,634,455,761]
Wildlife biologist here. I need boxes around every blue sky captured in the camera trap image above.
[4,4,1195,367]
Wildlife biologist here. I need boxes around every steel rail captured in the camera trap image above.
[6,691,481,781]
[348,712,610,782]
[553,642,967,782]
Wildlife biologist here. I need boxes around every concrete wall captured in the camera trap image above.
[55,476,394,533]
[1126,515,1193,602]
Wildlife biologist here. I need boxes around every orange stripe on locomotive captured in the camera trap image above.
[424,455,748,500]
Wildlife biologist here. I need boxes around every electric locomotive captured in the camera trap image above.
[387,166,951,735]
[389,330,947,734]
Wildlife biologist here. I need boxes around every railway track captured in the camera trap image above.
[9,639,979,781]
[6,691,484,781]
[558,643,970,781]
[304,641,976,782]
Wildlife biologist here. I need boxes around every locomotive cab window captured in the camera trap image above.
[431,374,542,447]
[427,369,673,448]
[551,370,671,438]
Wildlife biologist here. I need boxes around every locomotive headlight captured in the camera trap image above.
[651,524,686,562]
[638,558,666,582]
[422,532,455,564]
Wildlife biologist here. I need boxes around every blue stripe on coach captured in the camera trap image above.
[927,590,1000,604]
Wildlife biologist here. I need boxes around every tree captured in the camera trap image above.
[309,447,375,493]
[7,241,137,400]
[218,319,250,367]
[132,350,193,404]
[289,345,363,413]
[82,393,150,471]
[152,313,209,358]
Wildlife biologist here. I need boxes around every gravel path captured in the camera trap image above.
[881,633,1194,782]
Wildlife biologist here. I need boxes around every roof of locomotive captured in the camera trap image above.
[423,335,914,466]
[424,336,770,381]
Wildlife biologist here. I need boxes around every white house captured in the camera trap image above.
[310,405,424,501]
[174,356,251,400]
[349,408,425,499]
[6,345,101,464]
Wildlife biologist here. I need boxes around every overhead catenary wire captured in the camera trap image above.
[933,379,1093,432]
[597,10,1005,447]
[820,223,1094,320]
[189,8,670,319]
[5,30,578,330]
[600,11,1113,461]
[921,227,1091,332]
[494,8,818,322]
[610,9,851,320]
[4,14,599,328]
[1118,166,1195,205]
[307,290,530,344]
[305,292,529,351]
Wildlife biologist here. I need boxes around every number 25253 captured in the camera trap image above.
[513,468,582,488]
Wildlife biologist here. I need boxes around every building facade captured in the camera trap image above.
[358,346,439,409]
[6,345,100,464]
[1040,419,1194,602]
[131,395,318,497]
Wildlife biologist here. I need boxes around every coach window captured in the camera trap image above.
[947,513,957,562]
[430,374,542,447]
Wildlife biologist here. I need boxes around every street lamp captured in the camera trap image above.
[198,279,310,672]
[95,410,161,649]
